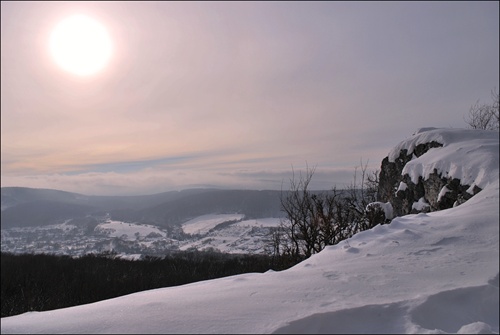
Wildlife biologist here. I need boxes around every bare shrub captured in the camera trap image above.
[272,161,380,260]
[464,89,499,130]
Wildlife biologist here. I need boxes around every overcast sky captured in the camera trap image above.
[1,1,499,195]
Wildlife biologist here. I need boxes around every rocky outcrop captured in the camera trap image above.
[365,201,393,227]
[377,141,482,218]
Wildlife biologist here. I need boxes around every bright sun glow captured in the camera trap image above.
[50,15,112,76]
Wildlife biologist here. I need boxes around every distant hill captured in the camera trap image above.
[0,187,285,229]
[127,189,285,226]
[1,187,86,210]
[0,200,96,228]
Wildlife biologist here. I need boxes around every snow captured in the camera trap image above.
[366,201,394,220]
[467,183,478,195]
[95,219,168,241]
[412,197,431,212]
[11,219,78,232]
[437,185,451,202]
[181,214,245,235]
[235,218,282,228]
[2,128,499,334]
[179,217,281,254]
[388,128,499,189]
[396,181,408,193]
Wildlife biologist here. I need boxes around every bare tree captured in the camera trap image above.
[278,166,319,259]
[274,161,380,260]
[464,89,499,130]
[343,159,379,233]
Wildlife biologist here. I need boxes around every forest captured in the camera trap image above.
[1,250,300,317]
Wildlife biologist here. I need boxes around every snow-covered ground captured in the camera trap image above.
[235,218,282,228]
[179,217,281,254]
[181,214,245,235]
[1,128,498,334]
[95,219,168,240]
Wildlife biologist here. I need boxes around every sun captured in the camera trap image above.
[49,14,112,77]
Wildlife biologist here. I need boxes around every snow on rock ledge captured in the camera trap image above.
[365,201,394,226]
[378,128,499,217]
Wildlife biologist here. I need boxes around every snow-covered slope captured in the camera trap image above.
[181,214,246,235]
[179,216,281,254]
[2,128,498,334]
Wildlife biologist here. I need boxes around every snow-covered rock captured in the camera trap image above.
[378,128,498,217]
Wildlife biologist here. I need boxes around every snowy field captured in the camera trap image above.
[181,214,245,235]
[1,128,498,334]
[5,219,78,232]
[235,218,282,228]
[95,219,168,240]
[179,216,281,254]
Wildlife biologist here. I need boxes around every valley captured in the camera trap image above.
[1,213,282,258]
[1,187,287,258]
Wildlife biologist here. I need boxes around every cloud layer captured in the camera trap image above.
[1,1,498,195]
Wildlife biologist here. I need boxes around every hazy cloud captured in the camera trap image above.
[1,1,498,195]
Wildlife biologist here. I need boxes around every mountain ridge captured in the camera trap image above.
[1,187,287,229]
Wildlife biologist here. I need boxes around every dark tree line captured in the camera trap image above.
[1,250,299,317]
